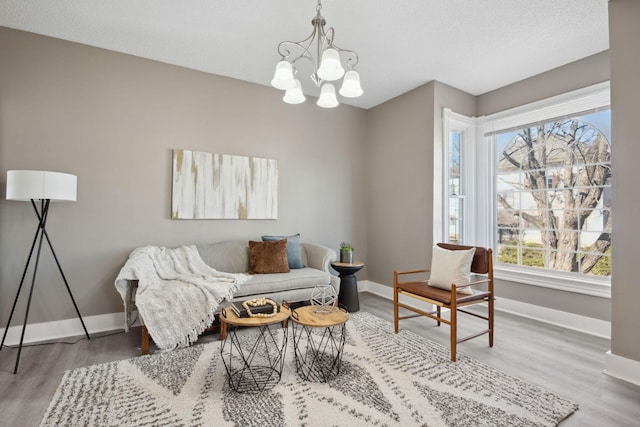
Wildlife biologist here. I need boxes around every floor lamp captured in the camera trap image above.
[0,170,90,374]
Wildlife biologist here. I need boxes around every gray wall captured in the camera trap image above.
[477,51,610,116]
[0,27,367,324]
[366,83,435,283]
[609,0,640,362]
[366,81,475,285]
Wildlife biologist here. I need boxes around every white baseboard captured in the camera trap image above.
[604,351,640,387]
[495,295,611,339]
[0,312,138,346]
[359,280,611,339]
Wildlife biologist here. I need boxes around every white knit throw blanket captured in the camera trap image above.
[114,245,249,351]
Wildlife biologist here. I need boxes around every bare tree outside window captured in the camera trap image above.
[496,113,612,276]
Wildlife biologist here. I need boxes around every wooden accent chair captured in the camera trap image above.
[393,243,494,361]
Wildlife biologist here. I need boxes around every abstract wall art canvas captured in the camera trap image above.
[172,149,278,219]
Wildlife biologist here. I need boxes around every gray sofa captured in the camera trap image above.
[197,240,339,303]
[131,239,338,354]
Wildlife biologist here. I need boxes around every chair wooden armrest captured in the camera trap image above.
[395,268,430,276]
[454,277,491,290]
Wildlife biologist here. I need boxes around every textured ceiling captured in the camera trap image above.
[0,0,610,109]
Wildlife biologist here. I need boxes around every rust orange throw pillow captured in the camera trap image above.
[248,239,290,274]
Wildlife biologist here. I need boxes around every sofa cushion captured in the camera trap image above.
[196,241,250,273]
[234,267,331,297]
[248,240,290,274]
[261,233,304,269]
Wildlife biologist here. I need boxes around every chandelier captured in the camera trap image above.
[270,0,363,108]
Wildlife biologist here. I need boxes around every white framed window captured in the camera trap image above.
[440,109,476,244]
[440,82,611,298]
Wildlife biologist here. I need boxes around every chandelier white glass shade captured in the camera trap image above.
[339,70,363,98]
[317,83,338,108]
[270,61,296,90]
[6,170,77,202]
[271,0,362,108]
[283,79,306,104]
[316,48,344,81]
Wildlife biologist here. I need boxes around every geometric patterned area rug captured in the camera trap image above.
[41,312,577,427]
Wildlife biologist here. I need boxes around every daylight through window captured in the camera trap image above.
[448,131,464,243]
[495,111,612,277]
[440,83,612,295]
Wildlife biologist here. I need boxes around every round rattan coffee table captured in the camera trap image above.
[219,304,291,393]
[290,305,349,382]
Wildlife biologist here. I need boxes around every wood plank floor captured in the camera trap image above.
[1,292,639,426]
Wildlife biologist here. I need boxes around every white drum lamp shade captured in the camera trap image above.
[6,170,77,202]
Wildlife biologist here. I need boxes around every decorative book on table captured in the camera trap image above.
[230,300,280,318]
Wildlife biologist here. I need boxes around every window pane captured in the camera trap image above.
[579,209,609,232]
[552,210,577,230]
[449,197,463,243]
[447,130,464,244]
[449,132,461,195]
[522,248,545,268]
[549,250,579,271]
[449,221,462,243]
[495,113,612,276]
[583,253,611,277]
[497,245,519,265]
[579,231,608,252]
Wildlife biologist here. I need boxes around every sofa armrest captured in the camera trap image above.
[302,242,337,272]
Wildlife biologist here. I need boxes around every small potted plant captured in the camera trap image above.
[339,241,354,264]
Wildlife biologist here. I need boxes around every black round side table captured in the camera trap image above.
[331,261,364,312]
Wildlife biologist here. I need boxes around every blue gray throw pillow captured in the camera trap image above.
[261,233,304,269]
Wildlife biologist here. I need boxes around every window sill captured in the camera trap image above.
[494,265,611,299]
